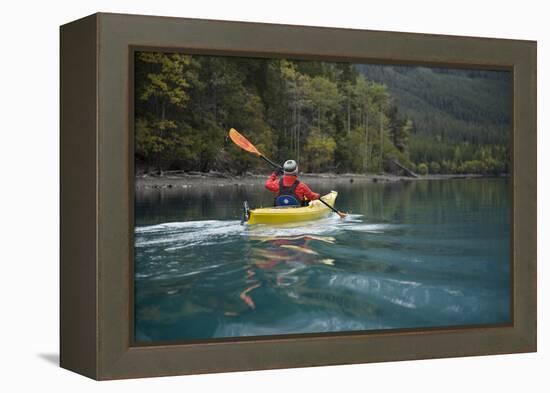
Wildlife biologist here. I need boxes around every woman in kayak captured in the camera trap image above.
[265,160,320,207]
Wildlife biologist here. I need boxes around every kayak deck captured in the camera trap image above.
[247,191,338,225]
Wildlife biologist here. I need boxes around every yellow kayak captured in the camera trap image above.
[246,191,338,225]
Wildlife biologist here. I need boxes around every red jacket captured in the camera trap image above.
[265,172,320,201]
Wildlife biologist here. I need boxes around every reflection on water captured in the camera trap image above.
[134,178,511,342]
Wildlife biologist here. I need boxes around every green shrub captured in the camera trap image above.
[463,160,483,174]
[429,161,441,174]
[440,160,451,174]
[417,163,428,175]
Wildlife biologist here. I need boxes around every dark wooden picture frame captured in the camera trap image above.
[60,12,536,380]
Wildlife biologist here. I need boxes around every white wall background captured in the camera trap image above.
[0,0,545,390]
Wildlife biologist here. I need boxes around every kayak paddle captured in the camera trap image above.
[318,197,347,219]
[229,128,283,171]
[228,128,347,219]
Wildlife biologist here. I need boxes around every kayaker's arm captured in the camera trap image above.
[265,172,280,193]
[297,183,320,201]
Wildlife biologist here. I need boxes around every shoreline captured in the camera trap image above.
[135,172,507,189]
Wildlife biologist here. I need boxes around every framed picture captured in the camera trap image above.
[60,13,536,380]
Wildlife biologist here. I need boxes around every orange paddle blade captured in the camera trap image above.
[229,128,261,156]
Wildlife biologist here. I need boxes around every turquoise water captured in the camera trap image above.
[134,178,511,343]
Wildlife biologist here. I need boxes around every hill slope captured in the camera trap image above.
[356,64,512,146]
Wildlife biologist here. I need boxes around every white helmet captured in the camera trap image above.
[283,160,298,175]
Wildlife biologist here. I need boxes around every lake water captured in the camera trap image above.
[134,178,511,343]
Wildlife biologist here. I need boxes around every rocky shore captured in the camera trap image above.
[135,171,492,190]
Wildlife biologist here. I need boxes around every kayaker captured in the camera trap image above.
[265,160,320,206]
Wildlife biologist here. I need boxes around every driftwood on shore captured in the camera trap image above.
[144,170,232,179]
[135,169,505,190]
[390,159,419,178]
[161,170,186,175]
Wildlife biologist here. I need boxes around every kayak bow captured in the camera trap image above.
[246,191,338,225]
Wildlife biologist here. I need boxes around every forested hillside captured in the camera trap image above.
[134,52,511,176]
[357,65,512,173]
